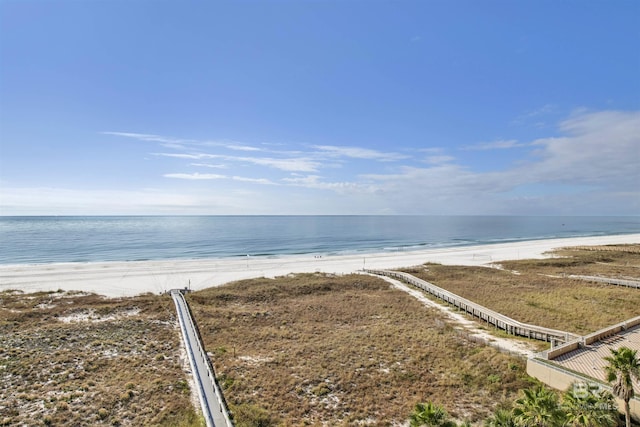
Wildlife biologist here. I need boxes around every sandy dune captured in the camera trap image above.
[1,234,638,297]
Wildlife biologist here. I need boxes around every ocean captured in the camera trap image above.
[0,216,638,265]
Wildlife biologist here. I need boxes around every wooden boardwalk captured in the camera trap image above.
[569,274,640,289]
[365,269,578,343]
[171,290,234,427]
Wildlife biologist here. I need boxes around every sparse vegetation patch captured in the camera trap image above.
[189,273,532,426]
[0,291,202,426]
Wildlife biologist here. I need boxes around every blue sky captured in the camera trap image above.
[1,0,638,215]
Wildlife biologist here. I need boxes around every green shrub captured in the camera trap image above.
[98,407,109,420]
[232,403,277,427]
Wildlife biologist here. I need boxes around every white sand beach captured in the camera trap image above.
[1,234,638,298]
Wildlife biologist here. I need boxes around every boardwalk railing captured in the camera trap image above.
[544,315,640,360]
[568,275,640,289]
[568,245,640,254]
[365,269,578,344]
[171,290,234,427]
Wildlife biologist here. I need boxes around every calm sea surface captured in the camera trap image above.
[0,216,638,265]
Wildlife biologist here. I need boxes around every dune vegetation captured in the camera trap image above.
[188,273,533,426]
[0,291,201,427]
[400,245,640,335]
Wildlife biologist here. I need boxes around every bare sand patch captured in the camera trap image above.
[57,307,141,323]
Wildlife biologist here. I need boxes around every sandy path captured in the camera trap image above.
[374,275,537,358]
[1,234,638,297]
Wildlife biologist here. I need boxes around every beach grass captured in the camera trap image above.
[188,273,533,426]
[0,291,202,427]
[400,244,640,335]
[501,244,640,277]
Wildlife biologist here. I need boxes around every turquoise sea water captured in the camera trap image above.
[0,216,638,265]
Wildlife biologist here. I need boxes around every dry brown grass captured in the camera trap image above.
[189,273,533,426]
[400,246,640,335]
[0,291,202,427]
[501,244,640,278]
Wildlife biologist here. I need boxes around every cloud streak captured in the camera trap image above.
[353,110,640,213]
[282,175,369,193]
[154,152,320,172]
[91,110,640,215]
[105,131,263,152]
[462,139,527,150]
[312,145,408,161]
[164,173,276,185]
[164,173,226,180]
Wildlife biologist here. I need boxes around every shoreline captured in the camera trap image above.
[1,233,639,297]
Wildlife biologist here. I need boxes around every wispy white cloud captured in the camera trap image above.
[199,140,263,152]
[103,132,192,150]
[312,145,408,161]
[232,176,276,185]
[103,132,184,144]
[164,173,227,180]
[282,175,369,193]
[96,111,639,215]
[105,131,262,152]
[164,173,276,185]
[154,153,211,160]
[240,156,320,172]
[115,132,406,176]
[462,139,527,150]
[191,163,227,169]
[154,152,319,172]
[354,110,640,213]
[362,163,497,197]
[225,144,262,152]
[524,110,640,188]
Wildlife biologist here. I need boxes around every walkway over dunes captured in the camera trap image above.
[568,274,640,289]
[365,269,578,344]
[171,289,234,427]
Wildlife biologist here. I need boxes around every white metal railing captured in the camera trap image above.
[171,290,234,427]
[545,315,640,359]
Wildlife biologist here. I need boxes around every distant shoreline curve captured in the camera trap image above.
[1,233,639,297]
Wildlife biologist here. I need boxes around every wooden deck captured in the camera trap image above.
[550,324,640,392]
